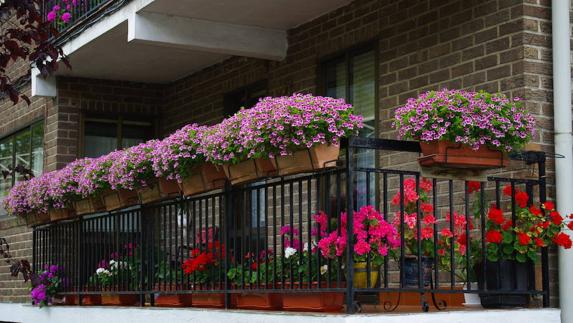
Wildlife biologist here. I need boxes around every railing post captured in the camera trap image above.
[77,217,83,305]
[537,152,550,307]
[344,137,355,314]
[223,181,233,309]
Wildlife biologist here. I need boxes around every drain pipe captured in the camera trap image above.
[552,1,573,322]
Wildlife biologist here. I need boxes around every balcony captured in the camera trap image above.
[28,138,551,314]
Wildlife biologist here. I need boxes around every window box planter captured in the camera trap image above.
[25,212,50,227]
[190,292,225,308]
[231,287,282,310]
[49,208,76,222]
[418,141,508,169]
[101,189,139,211]
[137,179,181,205]
[179,164,226,197]
[223,160,259,185]
[73,197,105,215]
[477,260,531,308]
[280,282,344,312]
[276,144,340,176]
[101,294,140,306]
[81,294,102,305]
[379,289,465,309]
[223,158,278,185]
[154,284,193,307]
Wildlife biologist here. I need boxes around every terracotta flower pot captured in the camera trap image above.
[25,212,50,227]
[154,284,193,307]
[101,189,139,212]
[276,144,340,176]
[179,164,226,197]
[353,262,379,289]
[191,292,225,308]
[232,289,282,310]
[179,174,204,196]
[201,164,227,191]
[255,158,278,177]
[101,294,140,306]
[74,197,105,216]
[138,179,181,204]
[418,141,508,169]
[280,282,343,312]
[223,160,259,185]
[81,294,102,305]
[49,208,76,222]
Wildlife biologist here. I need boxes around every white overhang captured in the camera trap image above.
[32,0,352,96]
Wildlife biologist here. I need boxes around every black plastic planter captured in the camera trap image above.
[478,260,532,308]
[403,256,433,287]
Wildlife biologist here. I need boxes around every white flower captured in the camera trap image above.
[96,268,111,276]
[320,265,328,275]
[284,247,297,259]
[109,260,117,270]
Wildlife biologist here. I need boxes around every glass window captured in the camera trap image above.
[322,47,377,207]
[0,122,44,197]
[83,117,153,158]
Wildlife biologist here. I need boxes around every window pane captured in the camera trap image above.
[30,123,44,178]
[0,138,13,197]
[84,121,118,158]
[14,130,31,183]
[325,59,347,100]
[351,50,376,207]
[122,124,151,149]
[351,50,376,136]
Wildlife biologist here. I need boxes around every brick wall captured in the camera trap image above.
[0,0,569,305]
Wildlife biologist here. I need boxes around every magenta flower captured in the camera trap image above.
[393,89,536,152]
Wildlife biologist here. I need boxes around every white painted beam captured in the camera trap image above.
[31,67,57,98]
[127,12,287,61]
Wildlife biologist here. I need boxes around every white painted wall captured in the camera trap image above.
[0,303,560,323]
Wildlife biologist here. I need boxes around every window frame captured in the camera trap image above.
[317,41,380,210]
[80,113,157,158]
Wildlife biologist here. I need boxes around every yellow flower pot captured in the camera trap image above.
[353,262,379,289]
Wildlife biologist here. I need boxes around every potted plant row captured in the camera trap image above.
[393,89,536,169]
[4,94,362,223]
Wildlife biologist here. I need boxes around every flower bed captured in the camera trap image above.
[4,94,361,220]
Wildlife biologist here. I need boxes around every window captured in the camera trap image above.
[0,122,44,197]
[83,116,154,158]
[224,82,268,254]
[321,45,377,207]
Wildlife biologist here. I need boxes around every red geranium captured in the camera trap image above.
[488,207,505,225]
[502,185,513,197]
[515,191,529,208]
[535,238,545,247]
[502,219,513,231]
[517,232,531,246]
[486,230,503,244]
[529,205,542,217]
[467,181,481,193]
[568,222,573,231]
[542,201,555,211]
[420,203,433,214]
[553,233,573,249]
[550,211,563,225]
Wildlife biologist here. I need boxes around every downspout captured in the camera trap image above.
[552,1,573,322]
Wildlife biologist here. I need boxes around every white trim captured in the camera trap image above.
[127,12,287,61]
[551,1,573,323]
[0,303,560,323]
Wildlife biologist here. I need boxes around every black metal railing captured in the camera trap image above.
[42,0,118,37]
[32,137,550,313]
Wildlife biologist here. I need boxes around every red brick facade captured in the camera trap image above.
[0,0,569,305]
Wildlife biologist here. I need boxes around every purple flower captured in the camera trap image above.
[393,89,536,152]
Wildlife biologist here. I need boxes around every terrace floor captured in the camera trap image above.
[0,303,560,323]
